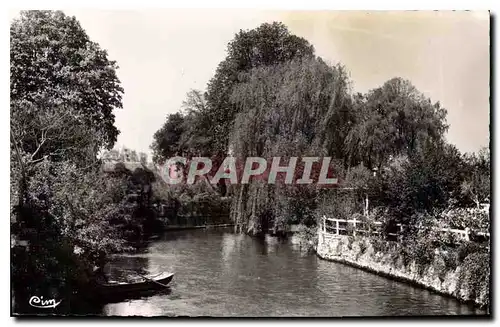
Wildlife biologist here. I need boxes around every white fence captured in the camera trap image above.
[320,216,489,242]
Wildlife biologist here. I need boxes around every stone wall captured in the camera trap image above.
[316,232,489,310]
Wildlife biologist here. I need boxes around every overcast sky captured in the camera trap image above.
[10,10,490,158]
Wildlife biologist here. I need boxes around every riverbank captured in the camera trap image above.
[316,232,490,311]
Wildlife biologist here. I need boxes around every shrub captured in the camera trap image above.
[440,248,458,272]
[370,237,386,254]
[456,242,486,264]
[401,233,436,275]
[294,224,318,252]
[389,244,402,267]
[458,252,490,305]
[414,242,434,269]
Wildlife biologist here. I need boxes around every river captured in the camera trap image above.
[100,227,485,317]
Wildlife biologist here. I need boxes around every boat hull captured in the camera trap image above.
[96,273,174,301]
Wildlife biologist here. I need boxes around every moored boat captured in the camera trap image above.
[96,271,174,300]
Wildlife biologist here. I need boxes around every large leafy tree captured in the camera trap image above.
[11,10,124,164]
[344,78,448,170]
[151,89,215,164]
[204,22,315,154]
[151,113,185,163]
[178,90,213,156]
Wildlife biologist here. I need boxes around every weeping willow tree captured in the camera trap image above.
[228,57,354,236]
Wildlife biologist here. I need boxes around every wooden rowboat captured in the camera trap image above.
[96,271,174,299]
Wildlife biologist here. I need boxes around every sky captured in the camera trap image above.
[10,10,490,158]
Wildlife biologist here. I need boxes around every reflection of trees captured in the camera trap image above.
[221,233,238,263]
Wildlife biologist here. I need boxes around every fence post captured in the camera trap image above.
[398,224,403,242]
[365,194,369,217]
[336,219,339,235]
[323,216,326,233]
[465,227,470,241]
[353,218,357,237]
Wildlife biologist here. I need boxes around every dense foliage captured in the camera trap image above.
[11,11,123,154]
[228,57,352,234]
[204,22,315,154]
[151,21,490,237]
[10,10,126,313]
[344,78,448,169]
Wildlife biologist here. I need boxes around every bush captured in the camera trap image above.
[440,248,458,272]
[456,242,487,264]
[387,243,402,266]
[400,232,436,275]
[294,224,318,252]
[355,239,368,260]
[370,237,387,254]
[414,242,434,269]
[458,252,490,305]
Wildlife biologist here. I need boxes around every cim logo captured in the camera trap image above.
[29,295,62,309]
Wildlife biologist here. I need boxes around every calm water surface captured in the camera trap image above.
[102,228,485,317]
